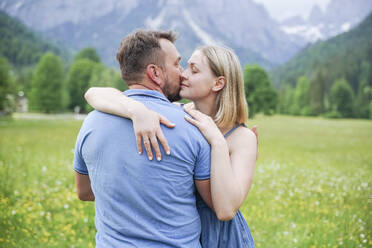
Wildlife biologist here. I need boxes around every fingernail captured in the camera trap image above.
[157,157,161,161]
[149,156,153,160]
[166,150,170,155]
[139,151,142,155]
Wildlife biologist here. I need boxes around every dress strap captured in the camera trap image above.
[224,123,246,138]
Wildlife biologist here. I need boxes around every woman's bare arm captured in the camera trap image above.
[85,87,175,160]
[184,108,257,221]
[85,87,144,120]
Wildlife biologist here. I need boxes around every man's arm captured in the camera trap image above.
[75,171,95,201]
[195,179,213,210]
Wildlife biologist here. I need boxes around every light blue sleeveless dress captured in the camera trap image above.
[197,124,255,248]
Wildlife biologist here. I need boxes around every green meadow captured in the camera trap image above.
[0,115,371,248]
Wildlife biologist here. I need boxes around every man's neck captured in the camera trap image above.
[129,84,153,90]
[129,83,164,95]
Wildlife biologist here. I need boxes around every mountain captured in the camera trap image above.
[270,13,372,90]
[0,10,71,67]
[0,0,306,69]
[2,0,369,69]
[280,0,372,43]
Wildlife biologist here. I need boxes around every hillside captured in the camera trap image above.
[0,10,71,67]
[271,13,372,118]
[270,12,372,90]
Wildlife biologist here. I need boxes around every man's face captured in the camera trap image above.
[159,39,183,102]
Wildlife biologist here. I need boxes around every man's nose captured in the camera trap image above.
[178,65,184,73]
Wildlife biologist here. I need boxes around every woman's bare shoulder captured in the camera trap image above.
[229,125,257,148]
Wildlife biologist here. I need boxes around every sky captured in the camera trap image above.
[252,0,332,21]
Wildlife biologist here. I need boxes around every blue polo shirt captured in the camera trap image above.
[73,89,211,248]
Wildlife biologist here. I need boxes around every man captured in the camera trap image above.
[73,30,212,247]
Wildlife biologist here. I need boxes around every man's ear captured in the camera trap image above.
[146,64,164,87]
[212,76,226,92]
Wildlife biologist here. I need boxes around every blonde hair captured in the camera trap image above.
[198,45,248,128]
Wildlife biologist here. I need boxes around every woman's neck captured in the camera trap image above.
[193,94,234,135]
[193,94,217,118]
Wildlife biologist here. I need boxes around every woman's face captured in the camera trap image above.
[180,50,216,101]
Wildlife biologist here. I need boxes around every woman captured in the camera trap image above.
[85,45,257,247]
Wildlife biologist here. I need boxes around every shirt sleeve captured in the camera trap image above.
[73,131,88,175]
[194,140,211,180]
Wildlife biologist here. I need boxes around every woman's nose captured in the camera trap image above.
[181,71,188,81]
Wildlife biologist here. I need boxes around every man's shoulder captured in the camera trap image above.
[85,110,123,121]
[81,110,129,131]
[141,100,185,119]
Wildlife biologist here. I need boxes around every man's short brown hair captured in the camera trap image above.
[116,30,177,84]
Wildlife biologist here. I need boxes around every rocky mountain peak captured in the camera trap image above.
[280,0,372,43]
[308,5,324,25]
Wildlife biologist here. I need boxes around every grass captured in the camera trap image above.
[0,114,371,247]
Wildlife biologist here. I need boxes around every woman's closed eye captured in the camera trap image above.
[190,65,198,74]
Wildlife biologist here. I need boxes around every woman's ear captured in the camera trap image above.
[146,64,164,87]
[212,76,226,92]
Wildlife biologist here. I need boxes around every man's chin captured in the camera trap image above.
[167,93,182,102]
[163,80,182,102]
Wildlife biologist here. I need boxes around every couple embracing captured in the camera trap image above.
[73,30,257,247]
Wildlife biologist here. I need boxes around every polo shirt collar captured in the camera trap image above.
[124,89,170,103]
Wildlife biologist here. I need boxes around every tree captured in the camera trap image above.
[293,76,311,115]
[89,63,127,91]
[244,65,277,117]
[85,63,127,112]
[354,61,372,118]
[309,70,325,115]
[330,78,354,118]
[29,53,65,113]
[278,85,295,114]
[14,67,34,97]
[0,56,15,114]
[67,59,96,111]
[278,85,288,114]
[74,48,100,63]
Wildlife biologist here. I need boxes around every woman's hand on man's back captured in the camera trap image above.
[132,107,175,161]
